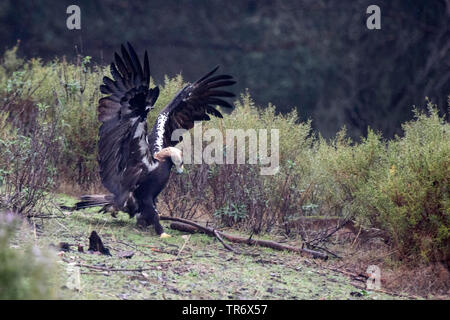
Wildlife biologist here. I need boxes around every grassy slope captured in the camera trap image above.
[25,195,397,300]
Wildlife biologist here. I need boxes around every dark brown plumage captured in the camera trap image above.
[75,43,236,236]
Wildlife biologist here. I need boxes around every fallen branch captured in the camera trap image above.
[162,216,328,260]
[170,220,238,253]
[170,222,198,233]
[213,229,239,253]
[309,245,342,259]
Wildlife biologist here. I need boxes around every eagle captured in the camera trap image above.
[75,43,236,237]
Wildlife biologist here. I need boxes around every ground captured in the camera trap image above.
[19,195,401,300]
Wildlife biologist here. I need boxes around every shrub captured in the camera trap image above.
[0,47,105,188]
[312,128,388,225]
[0,47,188,188]
[159,163,209,220]
[367,102,449,263]
[0,213,59,299]
[0,103,61,216]
[0,46,64,215]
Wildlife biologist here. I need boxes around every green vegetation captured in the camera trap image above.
[368,106,450,262]
[313,104,449,263]
[0,213,60,299]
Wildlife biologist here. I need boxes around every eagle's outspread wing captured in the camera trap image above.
[97,42,159,206]
[148,66,236,154]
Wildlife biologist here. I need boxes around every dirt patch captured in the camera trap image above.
[325,237,450,298]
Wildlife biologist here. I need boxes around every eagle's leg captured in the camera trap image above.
[153,203,171,238]
[153,208,171,238]
[153,214,164,235]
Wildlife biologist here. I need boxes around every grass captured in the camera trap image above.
[13,194,400,300]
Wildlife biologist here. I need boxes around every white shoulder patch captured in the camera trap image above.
[154,113,168,152]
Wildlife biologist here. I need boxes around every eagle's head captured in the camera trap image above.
[154,147,184,174]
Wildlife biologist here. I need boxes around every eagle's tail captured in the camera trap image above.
[75,194,114,210]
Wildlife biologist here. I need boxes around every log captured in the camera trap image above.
[170,221,199,233]
[162,216,328,260]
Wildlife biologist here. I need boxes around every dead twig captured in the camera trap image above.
[308,245,342,259]
[213,229,239,253]
[175,235,191,259]
[350,226,362,249]
[162,216,328,260]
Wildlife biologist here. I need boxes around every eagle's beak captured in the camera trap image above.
[176,165,184,174]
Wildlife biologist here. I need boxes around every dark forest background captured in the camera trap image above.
[1,0,449,139]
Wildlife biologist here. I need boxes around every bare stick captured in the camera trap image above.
[175,235,191,259]
[162,216,328,260]
[213,229,239,253]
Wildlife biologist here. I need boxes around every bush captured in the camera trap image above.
[313,101,449,263]
[158,163,209,220]
[312,128,388,225]
[0,46,188,188]
[367,102,449,263]
[0,46,64,215]
[0,104,61,216]
[0,46,104,188]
